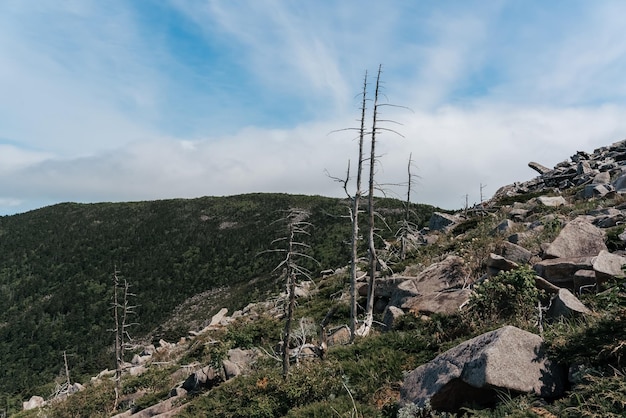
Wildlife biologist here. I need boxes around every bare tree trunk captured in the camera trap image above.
[282,271,296,378]
[63,351,71,389]
[282,222,297,379]
[400,153,414,260]
[349,71,368,342]
[263,210,316,380]
[111,267,137,409]
[112,268,122,409]
[359,65,382,336]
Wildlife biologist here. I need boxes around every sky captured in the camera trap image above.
[1,0,626,215]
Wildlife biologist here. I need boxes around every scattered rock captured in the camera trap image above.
[573,269,597,293]
[382,306,405,331]
[486,253,519,274]
[547,288,592,319]
[536,196,567,207]
[222,359,241,380]
[534,275,561,294]
[508,208,529,222]
[493,219,515,234]
[209,308,228,326]
[410,255,470,295]
[326,325,351,346]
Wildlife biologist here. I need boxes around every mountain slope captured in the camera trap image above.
[0,193,437,411]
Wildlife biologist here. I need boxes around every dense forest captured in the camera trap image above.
[0,193,438,411]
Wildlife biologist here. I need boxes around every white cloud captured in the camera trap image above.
[3,102,626,215]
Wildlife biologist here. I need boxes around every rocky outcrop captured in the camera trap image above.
[491,140,626,205]
[400,326,565,412]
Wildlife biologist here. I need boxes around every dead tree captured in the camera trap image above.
[357,65,384,336]
[111,267,137,408]
[358,65,407,336]
[327,71,369,342]
[265,210,317,380]
[330,65,407,338]
[396,153,420,260]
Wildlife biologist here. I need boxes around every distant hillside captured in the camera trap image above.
[0,193,438,410]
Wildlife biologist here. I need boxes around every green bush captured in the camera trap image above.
[467,267,544,326]
[224,316,282,349]
[550,375,626,417]
[46,380,115,418]
[179,361,344,418]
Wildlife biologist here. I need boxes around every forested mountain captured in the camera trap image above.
[0,193,437,411]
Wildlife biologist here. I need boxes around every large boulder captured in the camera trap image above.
[382,305,405,331]
[410,255,470,295]
[592,250,626,282]
[364,277,419,302]
[182,365,223,392]
[23,396,45,411]
[543,218,607,259]
[486,253,519,277]
[404,289,472,315]
[383,256,470,308]
[534,256,594,286]
[498,241,533,265]
[400,326,565,412]
[429,212,459,231]
[536,196,567,207]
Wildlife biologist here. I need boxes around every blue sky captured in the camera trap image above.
[1,0,626,215]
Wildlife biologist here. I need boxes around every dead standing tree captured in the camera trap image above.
[265,209,317,380]
[358,65,408,336]
[111,267,138,408]
[396,153,420,261]
[328,70,369,342]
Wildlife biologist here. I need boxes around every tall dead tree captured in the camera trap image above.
[359,65,383,336]
[266,210,317,380]
[327,71,369,342]
[348,72,368,342]
[111,267,137,408]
